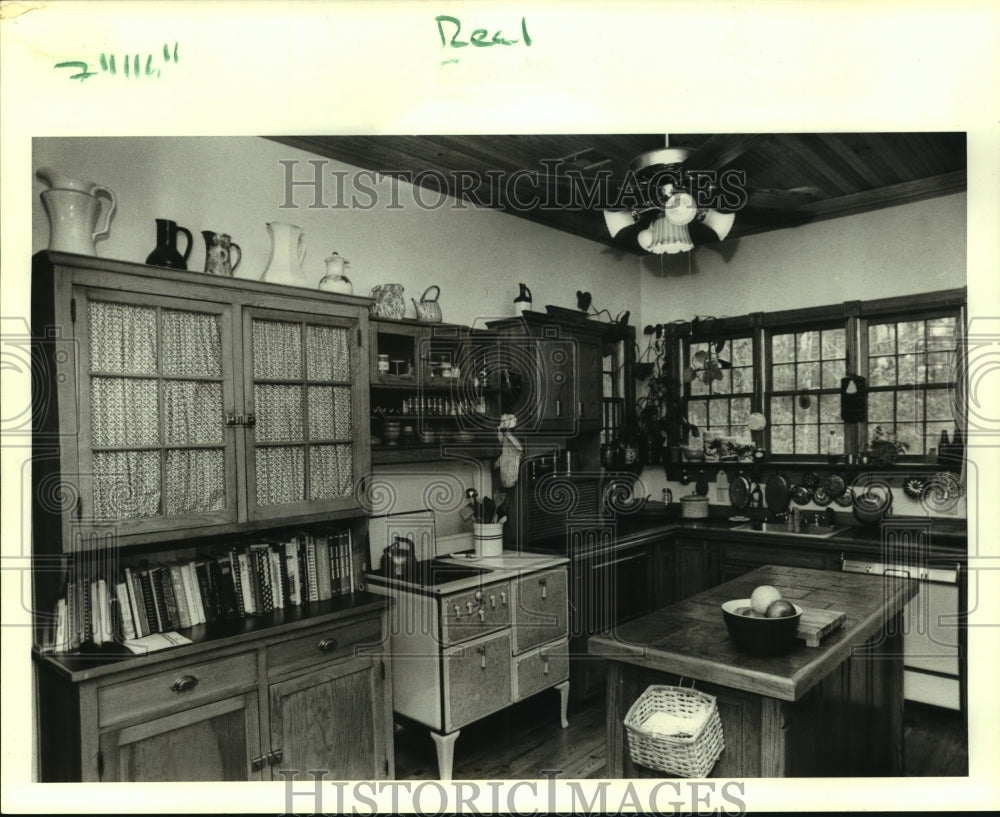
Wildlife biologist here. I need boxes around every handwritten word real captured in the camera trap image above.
[55,42,179,82]
[436,15,530,63]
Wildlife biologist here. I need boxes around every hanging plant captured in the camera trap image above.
[635,322,698,450]
[682,338,732,385]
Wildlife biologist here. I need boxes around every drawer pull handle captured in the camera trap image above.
[454,604,462,618]
[500,591,507,606]
[171,675,199,693]
[489,594,496,608]
[477,645,487,669]
[478,609,485,622]
[539,577,547,599]
[318,638,339,652]
[542,655,550,675]
[466,601,474,614]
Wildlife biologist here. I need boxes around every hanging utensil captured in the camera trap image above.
[465,488,481,522]
[765,472,790,515]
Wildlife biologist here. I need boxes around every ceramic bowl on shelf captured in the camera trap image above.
[721,598,803,657]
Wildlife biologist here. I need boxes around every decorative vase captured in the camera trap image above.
[145,219,193,269]
[261,222,306,285]
[36,167,117,256]
[202,231,242,276]
[369,284,406,318]
[318,252,353,293]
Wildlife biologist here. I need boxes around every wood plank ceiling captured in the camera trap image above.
[268,133,966,254]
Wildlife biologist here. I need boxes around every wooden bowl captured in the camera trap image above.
[721,598,802,657]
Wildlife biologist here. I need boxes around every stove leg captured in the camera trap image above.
[556,680,570,728]
[430,730,460,780]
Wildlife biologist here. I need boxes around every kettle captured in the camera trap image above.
[412,285,443,323]
[514,283,532,314]
[381,535,418,578]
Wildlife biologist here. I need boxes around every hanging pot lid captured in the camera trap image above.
[790,484,812,506]
[729,473,751,510]
[764,473,790,514]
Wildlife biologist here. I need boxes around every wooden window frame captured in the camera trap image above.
[675,288,965,465]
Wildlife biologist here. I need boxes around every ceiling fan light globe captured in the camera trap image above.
[665,192,697,226]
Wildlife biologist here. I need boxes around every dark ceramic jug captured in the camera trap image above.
[146,218,193,269]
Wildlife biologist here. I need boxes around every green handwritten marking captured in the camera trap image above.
[56,43,178,82]
[54,61,98,82]
[437,15,531,63]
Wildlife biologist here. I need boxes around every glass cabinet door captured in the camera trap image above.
[74,289,239,539]
[244,308,363,520]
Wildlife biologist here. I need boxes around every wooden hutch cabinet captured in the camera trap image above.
[30,251,392,782]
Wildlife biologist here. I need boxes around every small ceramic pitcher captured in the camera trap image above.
[202,231,242,277]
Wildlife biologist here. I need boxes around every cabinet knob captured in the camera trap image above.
[477,645,487,669]
[466,601,473,615]
[170,674,199,693]
[474,590,483,600]
[478,609,485,622]
[317,638,338,652]
[500,591,507,606]
[251,755,267,772]
[539,577,547,599]
[489,594,496,608]
[268,749,284,766]
[454,604,462,618]
[542,654,550,675]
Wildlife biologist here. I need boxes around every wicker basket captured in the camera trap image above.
[624,685,725,777]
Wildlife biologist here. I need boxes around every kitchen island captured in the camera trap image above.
[589,564,918,777]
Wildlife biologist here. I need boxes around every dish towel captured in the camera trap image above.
[496,414,522,487]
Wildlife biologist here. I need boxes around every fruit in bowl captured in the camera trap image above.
[722,587,802,656]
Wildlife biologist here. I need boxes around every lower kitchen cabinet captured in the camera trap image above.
[98,691,262,782]
[34,599,393,782]
[719,540,836,583]
[268,652,391,780]
[569,539,659,705]
[673,538,722,602]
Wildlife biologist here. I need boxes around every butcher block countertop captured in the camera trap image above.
[589,564,918,702]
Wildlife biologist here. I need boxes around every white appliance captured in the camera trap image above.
[841,554,963,711]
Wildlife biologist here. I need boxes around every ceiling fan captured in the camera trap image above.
[602,144,743,255]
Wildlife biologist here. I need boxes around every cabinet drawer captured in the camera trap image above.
[98,652,257,727]
[443,629,512,731]
[512,568,568,654]
[440,581,511,646]
[267,615,383,678]
[514,638,569,701]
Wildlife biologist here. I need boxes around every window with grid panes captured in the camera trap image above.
[865,314,959,457]
[767,326,847,456]
[684,336,754,439]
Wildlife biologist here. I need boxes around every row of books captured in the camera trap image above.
[47,531,356,653]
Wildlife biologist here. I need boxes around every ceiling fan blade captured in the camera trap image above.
[700,209,736,241]
[681,134,767,174]
[603,209,638,239]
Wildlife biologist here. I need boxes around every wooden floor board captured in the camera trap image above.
[393,693,968,780]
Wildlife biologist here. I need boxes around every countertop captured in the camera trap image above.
[588,564,918,701]
[531,506,967,560]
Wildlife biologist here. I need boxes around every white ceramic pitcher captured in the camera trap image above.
[36,167,117,256]
[261,222,306,285]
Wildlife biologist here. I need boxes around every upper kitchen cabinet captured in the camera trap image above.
[31,251,372,552]
[487,311,608,437]
[369,319,501,461]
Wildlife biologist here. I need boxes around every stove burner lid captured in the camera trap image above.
[387,558,489,586]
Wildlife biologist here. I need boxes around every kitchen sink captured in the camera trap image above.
[731,521,850,538]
